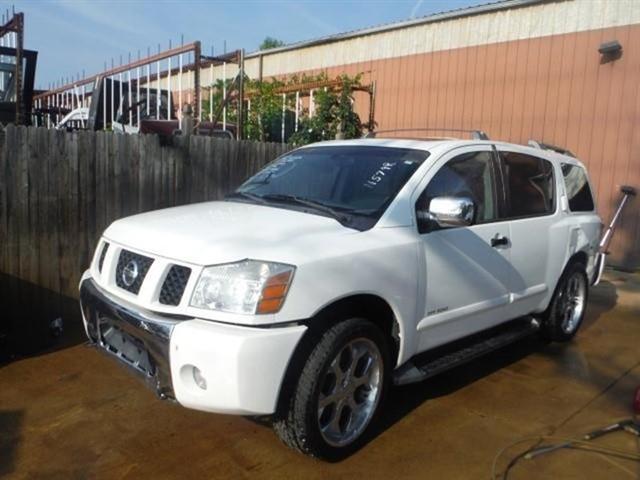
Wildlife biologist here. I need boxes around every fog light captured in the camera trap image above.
[192,367,207,390]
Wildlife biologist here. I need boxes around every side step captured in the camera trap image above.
[393,317,540,386]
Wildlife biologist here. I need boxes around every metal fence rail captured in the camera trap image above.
[0,124,289,299]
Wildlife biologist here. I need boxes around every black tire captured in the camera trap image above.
[273,318,390,461]
[540,261,589,342]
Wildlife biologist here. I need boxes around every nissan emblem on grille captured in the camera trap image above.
[115,250,154,294]
[122,260,139,287]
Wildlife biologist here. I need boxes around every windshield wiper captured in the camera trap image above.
[260,194,352,224]
[225,191,268,204]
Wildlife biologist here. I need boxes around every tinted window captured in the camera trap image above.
[416,151,498,229]
[501,152,555,218]
[233,146,428,230]
[561,163,595,212]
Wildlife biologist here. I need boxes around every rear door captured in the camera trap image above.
[495,146,558,315]
[414,145,515,352]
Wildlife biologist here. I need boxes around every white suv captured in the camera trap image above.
[80,136,601,459]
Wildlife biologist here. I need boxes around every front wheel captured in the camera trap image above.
[273,318,390,460]
[541,262,589,342]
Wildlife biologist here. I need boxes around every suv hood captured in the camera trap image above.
[103,200,357,265]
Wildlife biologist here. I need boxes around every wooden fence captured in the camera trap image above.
[0,125,290,300]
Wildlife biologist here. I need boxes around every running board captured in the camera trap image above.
[393,317,540,386]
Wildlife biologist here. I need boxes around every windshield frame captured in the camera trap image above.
[226,144,430,231]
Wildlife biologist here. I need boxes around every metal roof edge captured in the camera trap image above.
[246,0,550,60]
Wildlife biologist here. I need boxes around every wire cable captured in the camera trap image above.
[491,434,640,480]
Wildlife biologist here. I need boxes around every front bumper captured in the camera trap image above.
[80,276,307,415]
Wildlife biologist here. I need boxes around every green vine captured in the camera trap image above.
[202,72,365,145]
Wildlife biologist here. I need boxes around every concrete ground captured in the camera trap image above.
[1,270,639,480]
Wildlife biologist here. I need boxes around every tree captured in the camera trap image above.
[260,37,285,50]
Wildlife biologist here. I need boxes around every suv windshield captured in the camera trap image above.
[229,145,429,230]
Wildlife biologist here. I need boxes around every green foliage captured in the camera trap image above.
[245,77,285,142]
[260,37,285,50]
[201,72,365,145]
[289,74,363,146]
[201,78,237,124]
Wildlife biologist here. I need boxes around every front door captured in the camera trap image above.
[413,145,516,353]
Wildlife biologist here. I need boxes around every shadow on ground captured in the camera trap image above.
[0,273,85,367]
[0,410,24,477]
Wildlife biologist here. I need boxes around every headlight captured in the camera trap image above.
[190,260,295,315]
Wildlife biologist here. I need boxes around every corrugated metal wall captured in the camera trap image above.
[297,22,640,269]
[193,0,640,269]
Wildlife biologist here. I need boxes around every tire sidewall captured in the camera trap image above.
[300,318,391,460]
[545,262,589,341]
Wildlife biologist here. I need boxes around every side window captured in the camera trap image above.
[416,151,498,230]
[561,163,595,212]
[501,152,555,218]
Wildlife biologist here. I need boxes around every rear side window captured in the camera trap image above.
[561,163,595,212]
[501,152,555,218]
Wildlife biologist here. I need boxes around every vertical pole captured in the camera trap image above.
[156,60,160,120]
[0,14,4,94]
[167,56,172,121]
[310,89,315,117]
[178,53,183,129]
[368,81,376,132]
[247,98,251,139]
[102,76,107,130]
[128,71,132,128]
[146,63,150,117]
[222,61,226,130]
[237,49,244,139]
[295,91,300,132]
[14,13,23,124]
[136,66,140,126]
[111,72,115,126]
[209,60,213,122]
[281,93,285,144]
[194,41,201,122]
[118,72,123,124]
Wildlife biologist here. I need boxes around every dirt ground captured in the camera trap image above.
[1,270,639,479]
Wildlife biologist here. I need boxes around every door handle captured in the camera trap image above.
[491,235,509,248]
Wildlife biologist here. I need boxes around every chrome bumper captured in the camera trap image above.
[79,278,179,399]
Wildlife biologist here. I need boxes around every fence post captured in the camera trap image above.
[182,103,194,137]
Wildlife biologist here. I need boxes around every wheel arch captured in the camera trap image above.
[543,249,589,313]
[274,293,402,419]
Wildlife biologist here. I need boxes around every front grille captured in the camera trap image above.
[159,265,191,306]
[115,250,154,294]
[98,242,110,272]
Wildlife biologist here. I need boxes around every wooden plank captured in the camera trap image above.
[203,135,214,200]
[26,126,40,285]
[0,125,7,274]
[138,133,152,213]
[4,125,20,280]
[16,126,30,284]
[45,128,62,298]
[76,129,94,283]
[35,127,50,294]
[121,133,135,217]
[58,129,77,297]
[215,137,229,200]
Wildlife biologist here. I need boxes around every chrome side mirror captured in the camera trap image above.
[417,196,475,229]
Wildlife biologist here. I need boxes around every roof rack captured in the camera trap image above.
[528,140,575,157]
[365,128,489,141]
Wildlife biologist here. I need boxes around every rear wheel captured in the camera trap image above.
[541,262,588,342]
[273,318,390,460]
